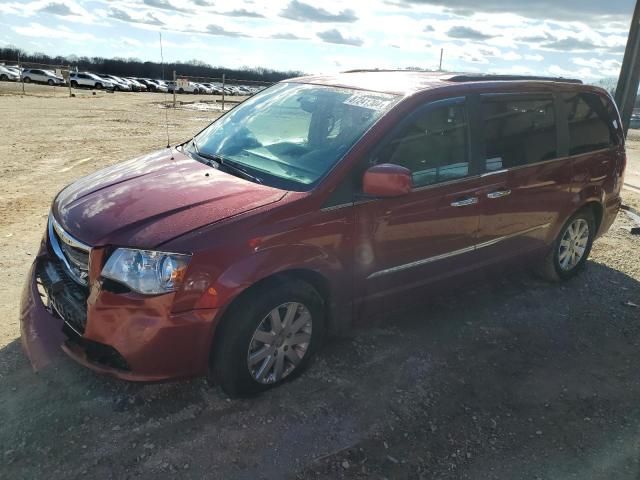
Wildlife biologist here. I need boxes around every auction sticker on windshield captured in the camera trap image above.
[343,93,396,111]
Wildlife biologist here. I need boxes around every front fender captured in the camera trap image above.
[213,243,345,307]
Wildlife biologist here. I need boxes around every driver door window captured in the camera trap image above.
[374,100,470,188]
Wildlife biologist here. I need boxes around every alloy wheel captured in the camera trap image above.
[247,302,313,384]
[558,218,590,271]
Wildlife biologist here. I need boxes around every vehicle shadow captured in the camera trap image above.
[1,260,639,479]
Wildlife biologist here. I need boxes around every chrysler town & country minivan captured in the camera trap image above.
[20,71,626,395]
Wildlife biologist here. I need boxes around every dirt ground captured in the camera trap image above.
[1,82,640,480]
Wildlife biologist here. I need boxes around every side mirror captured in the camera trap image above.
[362,164,413,198]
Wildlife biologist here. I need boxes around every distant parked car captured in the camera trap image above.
[99,74,132,92]
[153,80,170,93]
[69,72,115,90]
[21,68,65,85]
[195,83,213,94]
[0,65,20,81]
[134,78,163,92]
[630,113,640,130]
[125,77,147,92]
[173,81,201,94]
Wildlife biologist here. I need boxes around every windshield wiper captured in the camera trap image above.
[190,142,263,185]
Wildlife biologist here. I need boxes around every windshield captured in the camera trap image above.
[191,82,399,190]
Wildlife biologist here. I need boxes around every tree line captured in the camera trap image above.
[0,46,304,83]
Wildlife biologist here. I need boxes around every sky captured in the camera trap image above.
[0,0,636,81]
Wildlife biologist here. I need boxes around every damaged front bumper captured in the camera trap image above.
[20,243,220,382]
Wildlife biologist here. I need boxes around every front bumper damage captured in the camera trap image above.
[20,239,220,382]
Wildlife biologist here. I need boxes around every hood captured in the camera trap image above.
[53,148,286,248]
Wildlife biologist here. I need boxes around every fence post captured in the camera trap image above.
[68,65,72,97]
[172,70,176,108]
[222,73,225,111]
[18,54,24,95]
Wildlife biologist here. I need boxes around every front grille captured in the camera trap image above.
[48,215,91,286]
[36,257,88,334]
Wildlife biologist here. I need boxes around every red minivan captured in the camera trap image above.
[20,71,626,395]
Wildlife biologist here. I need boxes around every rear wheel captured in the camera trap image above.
[536,209,595,282]
[47,79,55,86]
[211,280,325,397]
[0,74,8,81]
[70,80,78,88]
[94,82,103,89]
[23,77,31,83]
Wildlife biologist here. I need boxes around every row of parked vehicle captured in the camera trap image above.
[0,64,265,95]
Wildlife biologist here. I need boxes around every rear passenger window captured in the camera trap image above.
[481,95,557,170]
[564,92,618,155]
[375,100,469,188]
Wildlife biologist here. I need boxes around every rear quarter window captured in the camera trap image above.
[481,94,557,170]
[563,92,619,155]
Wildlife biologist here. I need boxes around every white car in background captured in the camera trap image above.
[125,77,148,92]
[97,74,131,91]
[173,80,200,94]
[195,83,213,94]
[0,65,20,81]
[69,72,115,90]
[21,68,65,85]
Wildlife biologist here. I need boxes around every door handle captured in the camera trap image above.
[487,189,511,199]
[450,196,479,207]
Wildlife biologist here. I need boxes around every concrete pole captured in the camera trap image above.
[615,0,640,135]
[173,70,176,108]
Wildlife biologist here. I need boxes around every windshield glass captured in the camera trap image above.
[191,82,399,190]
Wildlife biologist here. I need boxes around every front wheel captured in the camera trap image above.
[0,74,7,81]
[47,79,55,86]
[536,209,595,282]
[211,280,325,397]
[95,82,103,89]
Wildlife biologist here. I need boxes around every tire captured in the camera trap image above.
[0,74,7,81]
[536,208,596,282]
[23,77,31,83]
[95,82,103,90]
[47,79,55,86]
[70,80,78,88]
[211,280,325,397]
[178,88,184,94]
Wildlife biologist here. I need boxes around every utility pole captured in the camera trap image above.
[615,0,640,135]
[439,48,443,71]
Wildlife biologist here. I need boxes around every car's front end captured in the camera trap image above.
[22,214,219,379]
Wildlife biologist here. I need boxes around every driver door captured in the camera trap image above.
[353,97,484,311]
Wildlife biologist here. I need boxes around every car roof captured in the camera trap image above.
[288,70,585,96]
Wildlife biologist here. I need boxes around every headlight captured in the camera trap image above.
[101,248,191,295]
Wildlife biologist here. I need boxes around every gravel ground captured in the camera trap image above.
[0,84,639,479]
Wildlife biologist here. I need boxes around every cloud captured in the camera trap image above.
[524,54,544,61]
[206,24,247,37]
[541,37,599,52]
[38,2,75,16]
[142,0,186,12]
[395,0,632,22]
[270,32,304,40]
[13,22,94,41]
[424,25,434,32]
[281,1,358,23]
[107,7,134,22]
[447,26,495,40]
[221,9,265,18]
[317,29,363,46]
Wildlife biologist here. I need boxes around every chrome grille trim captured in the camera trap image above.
[48,214,91,286]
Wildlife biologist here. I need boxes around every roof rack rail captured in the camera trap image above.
[341,68,436,74]
[447,74,583,84]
